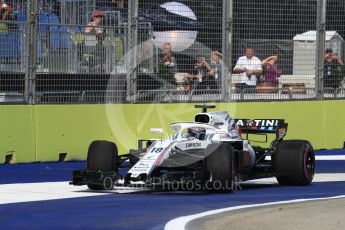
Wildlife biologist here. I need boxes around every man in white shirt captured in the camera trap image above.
[233,47,262,93]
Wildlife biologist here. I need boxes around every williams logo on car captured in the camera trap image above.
[185,142,202,148]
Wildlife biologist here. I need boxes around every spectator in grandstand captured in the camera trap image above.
[324,48,344,90]
[0,1,17,30]
[85,11,104,34]
[84,11,106,73]
[261,54,282,87]
[160,42,177,67]
[206,50,223,90]
[159,42,177,88]
[233,47,262,93]
[0,1,11,20]
[188,56,215,91]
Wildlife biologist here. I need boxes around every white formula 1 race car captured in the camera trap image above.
[71,105,315,192]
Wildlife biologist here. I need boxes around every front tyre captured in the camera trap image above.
[273,140,315,186]
[86,140,118,190]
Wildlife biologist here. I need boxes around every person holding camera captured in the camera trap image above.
[206,50,223,91]
[85,11,104,34]
[233,47,262,93]
[188,56,216,92]
[0,1,17,31]
[83,11,106,73]
[324,48,344,90]
[0,1,11,20]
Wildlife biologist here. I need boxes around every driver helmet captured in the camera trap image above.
[188,127,206,140]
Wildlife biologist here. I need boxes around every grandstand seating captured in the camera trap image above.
[16,11,26,22]
[50,25,70,49]
[43,12,70,49]
[0,32,19,58]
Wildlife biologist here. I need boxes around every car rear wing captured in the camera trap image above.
[234,119,288,145]
[234,119,287,134]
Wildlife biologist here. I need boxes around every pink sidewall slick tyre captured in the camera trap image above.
[273,140,315,186]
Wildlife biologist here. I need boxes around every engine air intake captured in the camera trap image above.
[195,114,210,124]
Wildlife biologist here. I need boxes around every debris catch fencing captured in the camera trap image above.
[0,0,344,104]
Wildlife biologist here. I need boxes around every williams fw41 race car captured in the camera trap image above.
[71,105,315,192]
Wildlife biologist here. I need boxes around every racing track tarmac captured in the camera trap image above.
[187,198,345,230]
[0,150,344,230]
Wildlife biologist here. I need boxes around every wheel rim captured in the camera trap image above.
[103,177,114,190]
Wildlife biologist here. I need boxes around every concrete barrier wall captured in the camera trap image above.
[0,101,344,163]
[0,106,36,163]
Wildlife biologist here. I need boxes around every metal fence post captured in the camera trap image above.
[127,0,138,102]
[24,0,38,104]
[222,0,233,102]
[315,0,327,99]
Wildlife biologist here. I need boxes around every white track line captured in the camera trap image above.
[241,173,345,185]
[164,195,345,230]
[0,182,150,205]
[316,155,345,160]
[265,155,345,161]
[0,182,108,205]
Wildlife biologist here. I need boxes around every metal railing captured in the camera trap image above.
[0,91,25,103]
[135,88,341,103]
[3,86,343,104]
[81,90,127,103]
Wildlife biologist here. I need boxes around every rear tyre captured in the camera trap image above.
[273,140,315,186]
[86,140,118,190]
[205,142,234,192]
